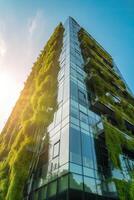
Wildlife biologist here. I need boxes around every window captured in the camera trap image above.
[71,106,79,119]
[77,72,83,82]
[80,112,88,124]
[70,127,82,164]
[48,181,57,197]
[83,167,94,178]
[71,81,78,101]
[75,49,81,55]
[84,176,97,193]
[40,186,47,199]
[59,175,68,192]
[78,90,86,105]
[82,133,94,168]
[70,163,82,174]
[71,68,77,78]
[53,141,60,158]
[60,126,69,166]
[70,174,83,190]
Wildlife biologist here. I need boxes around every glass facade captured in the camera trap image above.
[25,17,134,200]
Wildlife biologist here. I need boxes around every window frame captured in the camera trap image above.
[53,140,60,159]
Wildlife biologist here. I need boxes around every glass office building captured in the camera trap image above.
[23,17,134,200]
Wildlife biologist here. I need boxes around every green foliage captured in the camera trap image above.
[114,179,130,200]
[78,28,134,126]
[79,28,113,63]
[104,120,134,199]
[0,23,64,199]
[114,109,126,132]
[104,120,134,168]
[79,27,134,200]
[104,120,125,169]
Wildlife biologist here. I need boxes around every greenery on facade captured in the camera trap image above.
[78,28,134,200]
[0,23,64,199]
[79,28,134,126]
[103,119,134,168]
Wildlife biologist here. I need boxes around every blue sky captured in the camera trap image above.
[0,0,134,130]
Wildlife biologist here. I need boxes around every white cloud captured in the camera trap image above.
[28,10,44,36]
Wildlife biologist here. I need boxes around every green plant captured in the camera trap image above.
[78,28,134,127]
[78,27,134,200]
[0,23,64,199]
[104,120,125,169]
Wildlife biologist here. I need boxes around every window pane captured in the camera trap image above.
[59,175,68,192]
[70,173,83,190]
[84,176,97,193]
[78,90,86,105]
[71,106,79,119]
[82,133,94,168]
[60,125,69,165]
[80,112,88,124]
[40,186,47,200]
[48,181,57,197]
[53,141,60,158]
[70,127,82,164]
[83,167,95,178]
[70,163,82,174]
[71,81,78,101]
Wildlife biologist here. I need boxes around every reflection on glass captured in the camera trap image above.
[70,127,82,164]
[70,163,82,174]
[40,186,47,199]
[83,167,95,178]
[59,175,68,192]
[71,81,78,101]
[70,173,83,190]
[48,181,57,197]
[84,176,97,193]
[59,163,69,176]
[60,125,69,166]
[82,133,94,169]
[80,112,88,124]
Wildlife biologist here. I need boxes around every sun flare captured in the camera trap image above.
[0,72,20,130]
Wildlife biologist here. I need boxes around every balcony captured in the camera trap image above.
[90,95,134,134]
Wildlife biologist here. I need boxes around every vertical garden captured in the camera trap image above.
[0,23,64,200]
[78,28,134,200]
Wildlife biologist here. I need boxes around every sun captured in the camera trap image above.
[0,72,20,131]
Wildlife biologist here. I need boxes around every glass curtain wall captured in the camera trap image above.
[26,17,134,200]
